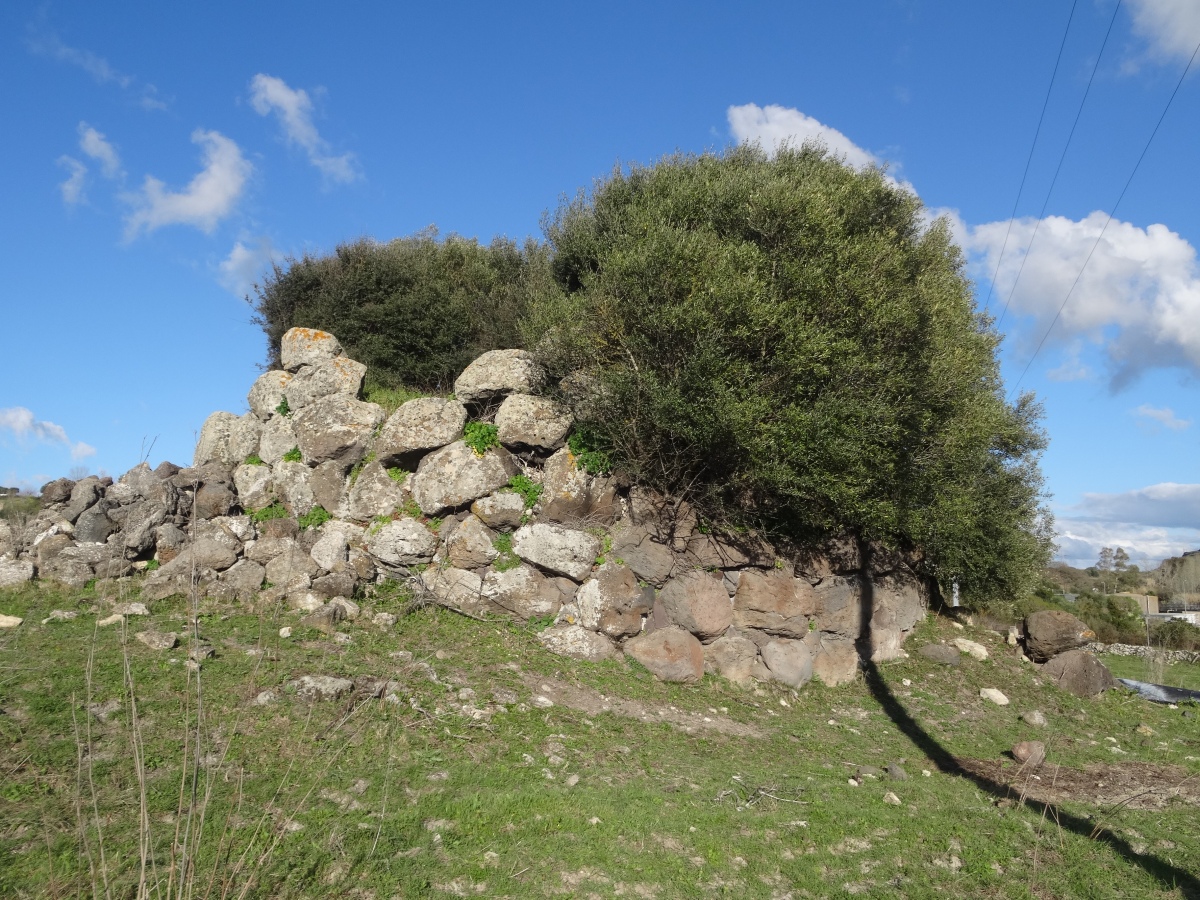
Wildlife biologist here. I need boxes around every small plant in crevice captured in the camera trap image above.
[386,466,408,483]
[504,473,543,509]
[463,421,499,456]
[282,446,303,463]
[492,531,521,572]
[144,559,160,573]
[299,505,332,530]
[248,501,290,524]
[243,453,265,466]
[592,531,614,566]
[349,451,377,487]
[274,396,292,417]
[426,517,444,534]
[567,426,612,475]
[401,497,423,519]
[525,613,556,632]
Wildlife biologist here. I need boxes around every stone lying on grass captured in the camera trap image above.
[761,638,813,688]
[1041,649,1116,699]
[1023,610,1095,663]
[135,631,178,650]
[288,674,354,702]
[538,624,618,662]
[625,627,704,683]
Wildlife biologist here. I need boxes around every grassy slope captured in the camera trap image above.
[1,580,1198,899]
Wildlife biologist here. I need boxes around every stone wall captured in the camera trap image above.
[0,327,931,687]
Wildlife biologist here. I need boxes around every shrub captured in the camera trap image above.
[250,228,556,391]
[243,453,265,466]
[248,502,289,524]
[282,447,303,463]
[567,426,612,476]
[463,422,499,456]
[526,144,1053,609]
[274,397,292,418]
[503,474,543,509]
[298,505,332,530]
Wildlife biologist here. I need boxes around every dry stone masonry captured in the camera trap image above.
[0,328,935,689]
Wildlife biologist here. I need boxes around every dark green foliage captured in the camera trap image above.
[274,397,292,418]
[298,505,332,530]
[251,228,555,391]
[463,422,499,456]
[526,145,1053,608]
[503,474,543,509]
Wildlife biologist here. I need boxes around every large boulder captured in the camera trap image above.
[867,573,927,662]
[420,566,492,616]
[247,370,294,420]
[280,327,343,372]
[74,502,116,544]
[761,638,814,689]
[703,631,762,685]
[365,518,439,568]
[411,442,518,515]
[538,624,618,662]
[811,576,863,639]
[193,482,235,520]
[194,412,262,468]
[511,523,600,582]
[40,478,75,504]
[610,525,675,586]
[1024,610,1096,663]
[625,627,704,683]
[284,356,366,411]
[346,461,408,522]
[574,562,650,637]
[494,394,573,451]
[732,569,816,637]
[537,447,618,525]
[309,460,351,515]
[219,558,266,600]
[233,464,274,510]
[657,570,732,641]
[471,492,526,530]
[292,395,384,466]
[264,544,320,591]
[1041,649,1116,698]
[258,414,299,465]
[810,636,860,686]
[453,349,545,404]
[444,515,499,569]
[310,521,364,571]
[374,398,468,463]
[0,558,35,588]
[62,478,101,524]
[482,564,562,621]
[273,462,316,517]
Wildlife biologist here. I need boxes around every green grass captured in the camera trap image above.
[1100,652,1200,692]
[0,581,1197,899]
[363,379,431,415]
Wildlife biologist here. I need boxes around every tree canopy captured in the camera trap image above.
[525,144,1054,607]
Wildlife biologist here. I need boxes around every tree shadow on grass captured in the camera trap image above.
[854,548,1200,899]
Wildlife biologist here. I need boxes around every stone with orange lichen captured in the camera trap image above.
[281,327,343,372]
[284,356,366,411]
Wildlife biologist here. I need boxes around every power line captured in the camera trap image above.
[981,0,1079,317]
[994,0,1123,330]
[1011,34,1200,395]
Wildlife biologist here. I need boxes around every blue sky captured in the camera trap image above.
[2,1,1198,568]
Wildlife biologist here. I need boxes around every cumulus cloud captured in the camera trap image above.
[78,122,122,178]
[1133,404,1192,431]
[0,407,95,460]
[727,103,878,169]
[57,156,87,205]
[964,212,1200,386]
[123,129,251,239]
[1054,518,1200,568]
[1127,0,1200,63]
[218,237,276,297]
[249,74,359,183]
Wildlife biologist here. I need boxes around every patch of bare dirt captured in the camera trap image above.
[521,674,765,738]
[957,758,1200,809]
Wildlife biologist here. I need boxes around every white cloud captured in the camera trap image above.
[1045,340,1093,382]
[1127,0,1200,63]
[0,407,95,461]
[77,122,121,178]
[1074,482,1200,529]
[1133,404,1192,431]
[1054,518,1200,569]
[57,156,87,205]
[965,212,1200,386]
[249,74,359,183]
[218,237,276,297]
[123,129,251,239]
[727,103,878,169]
[27,30,167,110]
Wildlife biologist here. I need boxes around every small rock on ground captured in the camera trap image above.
[951,638,988,661]
[135,631,178,650]
[918,644,961,666]
[0,614,24,628]
[980,687,1009,705]
[1021,709,1047,727]
[1012,740,1046,767]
